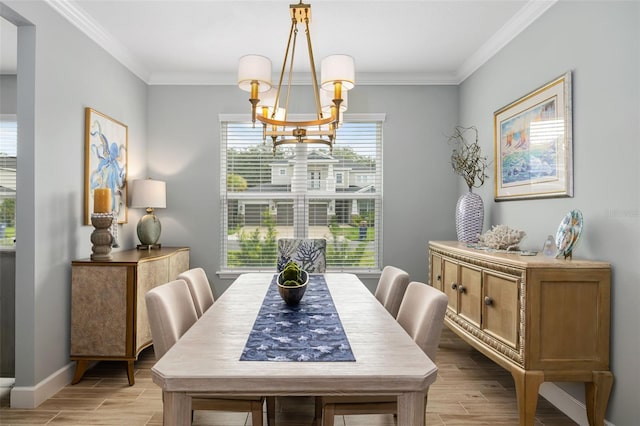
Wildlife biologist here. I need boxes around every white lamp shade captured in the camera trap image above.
[321,87,348,114]
[238,54,272,92]
[321,54,355,90]
[258,87,287,119]
[258,87,279,108]
[130,179,166,209]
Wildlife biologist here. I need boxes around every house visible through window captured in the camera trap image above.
[0,115,17,247]
[220,114,384,272]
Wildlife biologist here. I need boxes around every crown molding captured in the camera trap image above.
[45,0,555,87]
[147,71,460,86]
[44,0,150,83]
[456,0,558,83]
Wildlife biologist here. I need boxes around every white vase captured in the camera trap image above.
[456,190,484,243]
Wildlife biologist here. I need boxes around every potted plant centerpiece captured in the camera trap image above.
[447,126,489,243]
[277,261,309,305]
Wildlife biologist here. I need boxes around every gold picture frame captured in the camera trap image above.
[84,108,128,224]
[494,72,573,201]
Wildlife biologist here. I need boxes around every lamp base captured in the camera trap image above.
[136,212,162,246]
[137,244,162,250]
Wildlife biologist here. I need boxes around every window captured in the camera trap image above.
[308,171,321,189]
[220,114,384,272]
[0,115,17,247]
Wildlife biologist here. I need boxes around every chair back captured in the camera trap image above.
[396,282,448,361]
[177,267,215,317]
[374,265,410,318]
[145,279,198,360]
[277,238,327,273]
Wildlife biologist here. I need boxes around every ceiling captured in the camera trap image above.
[1,0,557,85]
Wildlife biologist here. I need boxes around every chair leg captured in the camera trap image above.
[266,396,276,426]
[250,400,263,426]
[322,403,335,426]
[313,397,323,426]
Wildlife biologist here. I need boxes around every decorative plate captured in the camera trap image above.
[555,209,583,259]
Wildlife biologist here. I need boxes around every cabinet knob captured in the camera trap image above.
[450,282,457,290]
[484,296,493,306]
[458,285,466,294]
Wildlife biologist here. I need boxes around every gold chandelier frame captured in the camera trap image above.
[238,1,354,154]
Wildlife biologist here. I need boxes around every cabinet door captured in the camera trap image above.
[430,252,443,291]
[442,259,459,313]
[482,270,519,350]
[458,265,482,328]
[71,266,128,357]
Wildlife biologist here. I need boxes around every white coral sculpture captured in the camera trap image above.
[478,225,526,251]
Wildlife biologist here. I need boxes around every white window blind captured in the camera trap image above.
[220,114,384,272]
[0,115,17,246]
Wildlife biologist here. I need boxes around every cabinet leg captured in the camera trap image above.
[71,360,90,385]
[126,360,135,386]
[585,371,613,426]
[511,368,544,426]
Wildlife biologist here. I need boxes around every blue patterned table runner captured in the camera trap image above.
[240,275,356,362]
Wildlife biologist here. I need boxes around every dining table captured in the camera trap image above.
[151,272,438,426]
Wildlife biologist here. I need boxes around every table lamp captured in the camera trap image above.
[130,178,166,249]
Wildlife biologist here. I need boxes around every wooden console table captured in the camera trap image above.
[428,241,612,426]
[70,247,189,385]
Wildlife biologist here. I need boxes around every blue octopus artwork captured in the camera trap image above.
[88,116,127,223]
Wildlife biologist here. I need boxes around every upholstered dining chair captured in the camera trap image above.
[374,265,410,318]
[316,282,448,426]
[277,238,327,273]
[146,279,274,426]
[177,267,215,318]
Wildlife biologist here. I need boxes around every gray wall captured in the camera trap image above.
[3,0,148,389]
[458,2,639,424]
[148,84,459,294]
[3,0,639,423]
[0,74,17,113]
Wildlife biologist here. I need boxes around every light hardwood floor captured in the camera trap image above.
[0,328,576,425]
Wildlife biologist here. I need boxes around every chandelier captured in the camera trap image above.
[238,1,355,154]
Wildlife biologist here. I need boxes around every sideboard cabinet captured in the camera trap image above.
[71,247,190,385]
[428,241,612,426]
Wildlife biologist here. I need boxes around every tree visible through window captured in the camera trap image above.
[220,114,384,271]
[0,115,16,247]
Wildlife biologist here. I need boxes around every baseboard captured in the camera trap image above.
[539,382,614,426]
[10,362,75,408]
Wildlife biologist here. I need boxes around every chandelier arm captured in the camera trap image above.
[303,18,323,120]
[274,18,298,119]
[257,114,335,128]
[284,25,299,124]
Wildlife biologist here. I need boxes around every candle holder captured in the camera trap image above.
[90,213,114,260]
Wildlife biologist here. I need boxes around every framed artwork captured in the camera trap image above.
[84,108,128,224]
[494,72,573,201]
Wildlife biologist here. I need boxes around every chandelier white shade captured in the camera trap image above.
[321,54,355,91]
[238,55,272,93]
[321,87,348,114]
[237,1,355,153]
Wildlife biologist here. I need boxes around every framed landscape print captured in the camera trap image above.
[84,108,128,224]
[494,72,573,201]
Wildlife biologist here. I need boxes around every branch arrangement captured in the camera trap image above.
[447,126,489,190]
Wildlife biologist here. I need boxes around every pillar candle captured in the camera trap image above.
[94,188,111,213]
